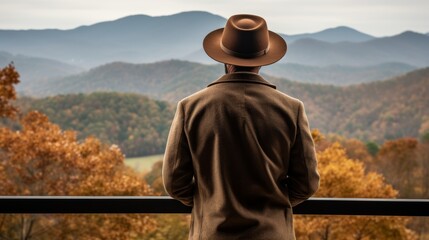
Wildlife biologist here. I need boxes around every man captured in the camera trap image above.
[163,14,319,239]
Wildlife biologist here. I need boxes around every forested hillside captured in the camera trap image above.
[25,60,222,101]
[17,92,175,157]
[271,67,429,141]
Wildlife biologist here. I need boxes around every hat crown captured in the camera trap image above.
[203,14,287,67]
[221,15,270,58]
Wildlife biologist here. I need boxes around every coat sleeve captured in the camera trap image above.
[287,101,320,207]
[162,101,194,206]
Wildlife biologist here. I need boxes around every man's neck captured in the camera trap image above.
[225,64,261,74]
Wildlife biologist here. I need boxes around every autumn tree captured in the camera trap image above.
[412,141,429,237]
[294,131,416,240]
[376,138,419,198]
[0,65,156,239]
[140,214,190,240]
[417,141,429,199]
[326,134,374,165]
[0,64,19,119]
[144,160,166,195]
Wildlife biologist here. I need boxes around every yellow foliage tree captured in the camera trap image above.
[0,65,156,239]
[294,131,416,239]
[326,134,374,165]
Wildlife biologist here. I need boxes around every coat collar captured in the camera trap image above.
[207,72,276,89]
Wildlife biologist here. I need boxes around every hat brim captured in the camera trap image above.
[203,28,287,67]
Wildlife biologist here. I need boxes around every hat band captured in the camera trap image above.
[220,42,270,59]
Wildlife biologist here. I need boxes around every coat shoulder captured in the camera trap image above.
[177,87,210,106]
[274,89,303,106]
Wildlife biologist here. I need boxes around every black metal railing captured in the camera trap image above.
[1,196,429,216]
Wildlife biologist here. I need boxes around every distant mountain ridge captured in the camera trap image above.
[281,31,429,67]
[263,62,416,85]
[19,60,417,98]
[1,11,428,68]
[0,11,226,67]
[0,51,83,91]
[22,60,222,99]
[281,26,375,43]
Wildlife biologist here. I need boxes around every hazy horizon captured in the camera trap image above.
[1,0,428,36]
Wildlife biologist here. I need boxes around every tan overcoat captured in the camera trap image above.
[163,72,319,240]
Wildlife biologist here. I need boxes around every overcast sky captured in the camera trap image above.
[1,0,428,36]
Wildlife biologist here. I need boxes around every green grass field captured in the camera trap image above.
[125,154,163,173]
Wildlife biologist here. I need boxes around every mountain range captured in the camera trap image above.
[0,11,225,67]
[281,26,375,43]
[16,60,429,142]
[0,51,83,90]
[1,11,428,69]
[12,57,416,91]
[283,31,429,67]
[18,60,417,99]
[263,62,416,85]
[22,60,222,100]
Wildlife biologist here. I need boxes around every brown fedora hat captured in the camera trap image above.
[203,14,287,67]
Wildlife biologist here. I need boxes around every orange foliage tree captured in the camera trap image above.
[294,131,416,239]
[325,134,374,165]
[376,138,420,198]
[0,64,19,119]
[0,65,156,239]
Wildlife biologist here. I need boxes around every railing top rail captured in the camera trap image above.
[1,196,428,216]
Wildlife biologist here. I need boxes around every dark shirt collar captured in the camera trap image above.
[207,72,276,89]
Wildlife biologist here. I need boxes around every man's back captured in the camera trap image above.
[163,72,319,239]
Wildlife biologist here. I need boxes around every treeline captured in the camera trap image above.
[16,92,175,157]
